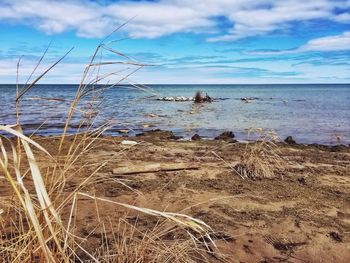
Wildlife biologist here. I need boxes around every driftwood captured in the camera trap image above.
[112,163,200,175]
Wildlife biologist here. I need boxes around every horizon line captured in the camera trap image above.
[0,83,350,86]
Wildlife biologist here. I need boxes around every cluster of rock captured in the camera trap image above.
[191,131,237,143]
[240,97,259,103]
[157,96,194,102]
[240,97,259,101]
[136,129,181,140]
[214,131,236,141]
[157,92,213,103]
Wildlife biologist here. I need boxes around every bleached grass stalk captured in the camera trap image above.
[0,130,68,262]
[78,192,211,235]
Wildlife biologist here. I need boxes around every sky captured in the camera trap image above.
[0,0,349,84]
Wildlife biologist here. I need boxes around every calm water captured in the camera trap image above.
[0,84,349,144]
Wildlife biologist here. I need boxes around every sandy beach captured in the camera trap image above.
[2,130,349,262]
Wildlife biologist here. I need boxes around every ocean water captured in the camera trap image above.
[0,84,349,145]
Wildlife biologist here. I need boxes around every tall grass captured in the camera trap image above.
[0,29,214,262]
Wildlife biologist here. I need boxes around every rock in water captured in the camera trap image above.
[175,96,189,101]
[147,113,158,118]
[215,131,236,142]
[284,136,296,144]
[191,134,201,141]
[136,129,181,140]
[164,96,175,101]
[158,96,194,102]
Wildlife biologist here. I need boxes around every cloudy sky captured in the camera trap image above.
[0,0,349,84]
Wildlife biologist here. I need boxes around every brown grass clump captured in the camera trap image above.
[234,129,286,179]
[89,219,212,263]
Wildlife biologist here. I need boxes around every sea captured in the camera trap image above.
[0,84,349,145]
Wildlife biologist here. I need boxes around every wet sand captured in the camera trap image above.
[1,131,350,262]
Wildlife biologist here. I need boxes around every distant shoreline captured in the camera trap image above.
[1,83,350,86]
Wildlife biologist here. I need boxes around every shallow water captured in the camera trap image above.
[0,84,349,144]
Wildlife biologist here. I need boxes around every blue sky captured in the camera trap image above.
[0,0,349,84]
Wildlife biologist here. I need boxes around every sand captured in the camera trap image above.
[1,130,350,262]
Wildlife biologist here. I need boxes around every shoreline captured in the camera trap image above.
[21,128,350,148]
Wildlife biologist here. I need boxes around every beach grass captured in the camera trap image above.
[0,37,216,262]
[234,129,286,179]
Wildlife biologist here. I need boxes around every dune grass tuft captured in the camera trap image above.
[234,129,286,179]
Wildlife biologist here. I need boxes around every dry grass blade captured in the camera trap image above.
[211,151,245,179]
[101,44,136,61]
[0,125,51,156]
[16,47,74,101]
[0,139,57,262]
[23,41,52,87]
[89,61,147,67]
[101,15,137,43]
[78,193,211,235]
[20,136,65,247]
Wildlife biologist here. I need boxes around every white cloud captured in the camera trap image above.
[334,12,350,23]
[300,31,350,51]
[0,0,349,40]
[208,0,337,41]
[251,31,350,54]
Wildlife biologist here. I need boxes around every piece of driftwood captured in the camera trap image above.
[112,163,200,175]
